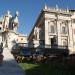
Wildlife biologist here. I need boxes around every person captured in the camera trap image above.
[0,42,3,54]
[0,42,4,64]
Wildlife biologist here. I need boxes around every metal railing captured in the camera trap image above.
[28,44,68,49]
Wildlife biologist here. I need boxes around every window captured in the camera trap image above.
[48,21,56,33]
[51,25,55,33]
[72,19,75,23]
[62,26,67,34]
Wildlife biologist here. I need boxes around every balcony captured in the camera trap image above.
[39,45,68,55]
[28,44,68,49]
[39,45,68,49]
[28,44,69,55]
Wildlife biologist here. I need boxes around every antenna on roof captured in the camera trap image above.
[56,4,58,11]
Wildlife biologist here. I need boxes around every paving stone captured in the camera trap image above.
[0,48,25,75]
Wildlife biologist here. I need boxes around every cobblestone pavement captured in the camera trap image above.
[0,48,25,75]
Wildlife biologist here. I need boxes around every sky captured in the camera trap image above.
[0,0,75,36]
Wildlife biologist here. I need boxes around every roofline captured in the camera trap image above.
[43,8,72,15]
[28,9,44,40]
[28,7,73,40]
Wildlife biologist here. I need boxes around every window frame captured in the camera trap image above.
[48,22,55,33]
[50,25,55,33]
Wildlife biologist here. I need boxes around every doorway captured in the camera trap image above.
[51,37,56,48]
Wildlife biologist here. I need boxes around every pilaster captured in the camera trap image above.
[45,19,50,46]
[68,20,74,54]
[57,19,61,46]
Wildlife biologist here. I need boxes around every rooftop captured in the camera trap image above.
[43,5,72,15]
[28,5,75,40]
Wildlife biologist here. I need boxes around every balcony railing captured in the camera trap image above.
[28,44,68,49]
[40,45,67,49]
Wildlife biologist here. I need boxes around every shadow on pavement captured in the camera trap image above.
[0,59,25,75]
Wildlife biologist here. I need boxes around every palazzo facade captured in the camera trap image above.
[28,5,75,54]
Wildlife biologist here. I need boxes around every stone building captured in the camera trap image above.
[0,11,27,50]
[28,5,75,54]
[17,34,28,47]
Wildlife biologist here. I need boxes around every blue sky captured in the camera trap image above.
[0,0,75,35]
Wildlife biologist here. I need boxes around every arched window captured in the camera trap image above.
[61,21,68,34]
[48,21,56,33]
[51,25,55,33]
[62,26,66,33]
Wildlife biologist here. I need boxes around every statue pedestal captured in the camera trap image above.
[3,48,15,61]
